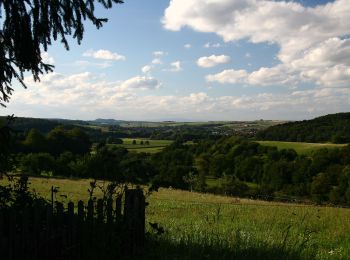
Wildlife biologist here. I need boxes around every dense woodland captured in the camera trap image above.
[0,116,269,143]
[4,120,350,206]
[257,112,350,143]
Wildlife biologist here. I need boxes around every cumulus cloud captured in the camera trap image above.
[206,69,248,84]
[153,51,166,56]
[83,49,126,61]
[20,72,160,106]
[119,76,161,91]
[204,42,221,48]
[206,65,299,86]
[73,60,113,69]
[41,52,55,64]
[142,65,152,74]
[9,71,350,120]
[184,43,192,49]
[163,0,350,88]
[197,55,231,68]
[165,61,183,72]
[151,58,162,65]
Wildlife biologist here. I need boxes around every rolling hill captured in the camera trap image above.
[256,112,350,143]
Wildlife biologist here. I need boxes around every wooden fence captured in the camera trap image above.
[0,188,145,260]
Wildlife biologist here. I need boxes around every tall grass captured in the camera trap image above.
[1,177,349,259]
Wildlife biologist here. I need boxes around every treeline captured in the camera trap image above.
[151,137,350,205]
[257,112,350,143]
[7,125,350,206]
[9,126,153,184]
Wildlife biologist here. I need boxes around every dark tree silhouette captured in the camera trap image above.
[0,0,123,106]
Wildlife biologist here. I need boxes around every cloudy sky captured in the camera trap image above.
[1,0,350,121]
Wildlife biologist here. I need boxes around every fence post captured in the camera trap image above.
[115,195,122,223]
[21,208,29,260]
[56,202,64,258]
[8,209,16,260]
[97,199,104,223]
[46,205,53,260]
[124,188,145,252]
[77,201,84,260]
[0,211,2,258]
[106,199,113,224]
[87,199,94,223]
[67,201,75,259]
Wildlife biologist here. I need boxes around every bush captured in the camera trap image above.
[221,175,249,196]
[19,153,56,175]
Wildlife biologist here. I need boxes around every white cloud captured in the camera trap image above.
[73,60,113,69]
[153,51,166,56]
[197,55,231,68]
[41,52,55,64]
[206,65,299,86]
[163,0,350,88]
[83,49,126,61]
[119,76,161,91]
[248,65,299,86]
[245,52,251,58]
[184,43,192,49]
[206,69,248,84]
[142,65,152,74]
[166,61,183,72]
[204,42,221,48]
[9,72,350,120]
[152,58,162,65]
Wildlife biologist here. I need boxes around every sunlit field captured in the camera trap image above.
[2,177,349,259]
[257,141,346,155]
[108,138,173,154]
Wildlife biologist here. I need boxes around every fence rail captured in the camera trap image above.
[0,188,145,260]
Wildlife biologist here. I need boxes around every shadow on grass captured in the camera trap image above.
[129,236,317,260]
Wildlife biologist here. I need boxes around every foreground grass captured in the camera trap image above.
[2,177,349,259]
[257,141,346,155]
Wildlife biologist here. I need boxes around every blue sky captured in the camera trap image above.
[1,0,350,121]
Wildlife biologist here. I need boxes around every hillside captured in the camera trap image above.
[256,112,350,143]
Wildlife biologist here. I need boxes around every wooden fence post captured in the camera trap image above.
[106,199,113,224]
[56,202,64,258]
[46,205,53,260]
[115,195,122,223]
[97,199,104,223]
[67,201,75,259]
[87,199,94,223]
[124,188,145,252]
[77,201,84,260]
[0,211,2,259]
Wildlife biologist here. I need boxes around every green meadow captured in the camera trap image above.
[3,177,349,259]
[109,138,173,154]
[256,141,347,155]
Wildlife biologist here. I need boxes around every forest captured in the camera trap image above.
[5,120,350,206]
[257,112,350,143]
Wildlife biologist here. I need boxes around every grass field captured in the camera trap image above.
[3,177,349,259]
[257,141,347,155]
[109,138,173,154]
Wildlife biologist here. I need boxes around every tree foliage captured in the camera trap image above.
[0,0,123,105]
[257,112,350,143]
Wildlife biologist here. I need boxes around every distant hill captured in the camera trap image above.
[256,112,350,143]
[0,116,91,134]
[0,116,61,134]
[92,119,125,125]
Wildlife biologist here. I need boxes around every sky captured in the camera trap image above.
[1,0,350,121]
